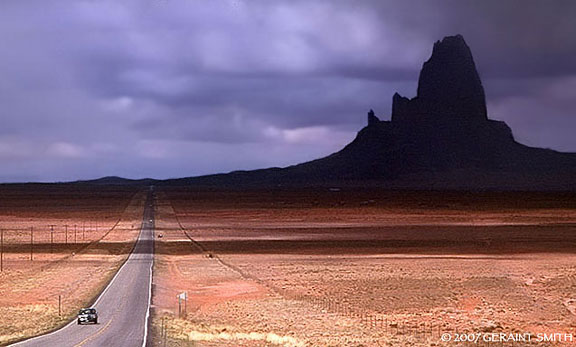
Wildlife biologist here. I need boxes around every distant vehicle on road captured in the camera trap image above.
[77,308,98,325]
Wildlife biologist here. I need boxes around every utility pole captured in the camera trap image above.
[1,229,3,272]
[50,225,54,253]
[30,227,33,261]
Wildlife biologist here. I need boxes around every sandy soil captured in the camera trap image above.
[152,189,576,346]
[0,185,145,345]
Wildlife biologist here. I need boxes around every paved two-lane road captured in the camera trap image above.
[14,191,155,347]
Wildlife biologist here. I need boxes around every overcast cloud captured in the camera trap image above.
[0,0,574,182]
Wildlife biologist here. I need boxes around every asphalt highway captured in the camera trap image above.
[13,190,155,347]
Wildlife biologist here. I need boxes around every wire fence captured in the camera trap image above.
[289,292,449,339]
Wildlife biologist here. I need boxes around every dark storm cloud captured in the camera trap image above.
[0,0,574,181]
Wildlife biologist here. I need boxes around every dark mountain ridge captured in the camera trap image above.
[163,35,575,190]
[72,176,156,186]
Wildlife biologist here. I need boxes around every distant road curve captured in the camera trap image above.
[12,190,155,347]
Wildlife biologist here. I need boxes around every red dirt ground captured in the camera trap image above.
[152,189,576,346]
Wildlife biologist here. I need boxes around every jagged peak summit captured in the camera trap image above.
[367,109,380,126]
[430,34,470,57]
[392,34,487,123]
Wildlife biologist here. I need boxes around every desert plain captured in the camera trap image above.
[151,189,576,346]
[0,185,575,346]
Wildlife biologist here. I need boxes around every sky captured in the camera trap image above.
[1,0,575,182]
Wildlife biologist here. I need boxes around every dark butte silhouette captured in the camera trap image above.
[164,35,576,190]
[393,35,487,123]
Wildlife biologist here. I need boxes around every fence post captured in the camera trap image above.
[58,295,62,317]
[163,317,167,347]
[65,225,68,245]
